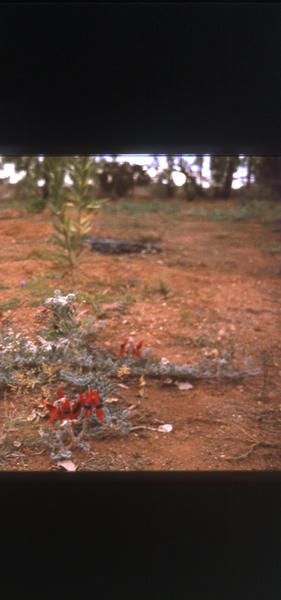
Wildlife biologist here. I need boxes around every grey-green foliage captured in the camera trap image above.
[0,290,105,385]
[39,289,104,344]
[86,404,132,436]
[0,288,263,460]
[42,401,131,462]
[117,353,260,381]
[0,289,261,390]
[40,425,90,461]
[59,369,116,397]
[0,362,19,386]
[0,332,40,387]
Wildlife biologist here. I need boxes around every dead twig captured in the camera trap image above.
[129,425,168,432]
[223,441,280,461]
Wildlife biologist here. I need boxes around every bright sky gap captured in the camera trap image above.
[0,155,248,189]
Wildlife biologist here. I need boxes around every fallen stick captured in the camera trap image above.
[129,425,159,432]
[223,441,280,461]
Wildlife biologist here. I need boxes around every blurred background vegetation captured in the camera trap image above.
[0,154,280,214]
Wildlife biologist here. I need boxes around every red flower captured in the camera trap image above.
[133,339,144,358]
[42,401,59,423]
[58,389,83,421]
[81,388,94,424]
[70,393,84,420]
[119,337,129,357]
[94,391,104,423]
[42,388,103,426]
[42,397,70,423]
[43,389,82,423]
[119,337,144,359]
[119,337,135,356]
[59,398,72,419]
[81,389,104,423]
[95,406,104,423]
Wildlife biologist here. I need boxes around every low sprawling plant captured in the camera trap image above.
[0,289,262,461]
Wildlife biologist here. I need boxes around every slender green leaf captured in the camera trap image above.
[49,203,59,215]
[52,234,67,248]
[53,221,64,234]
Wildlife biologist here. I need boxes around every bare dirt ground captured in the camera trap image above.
[0,196,280,471]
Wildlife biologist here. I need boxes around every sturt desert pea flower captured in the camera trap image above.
[118,337,135,356]
[95,395,104,423]
[81,389,104,423]
[119,337,144,359]
[42,388,68,422]
[119,337,130,357]
[133,339,144,359]
[42,397,72,423]
[42,389,80,423]
[42,388,103,427]
[42,400,59,423]
[56,388,83,421]
[69,393,84,420]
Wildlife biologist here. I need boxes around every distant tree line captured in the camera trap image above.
[0,154,279,212]
[151,155,281,200]
[95,157,151,197]
[210,156,281,199]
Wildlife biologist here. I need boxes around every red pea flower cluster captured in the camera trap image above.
[118,337,144,359]
[42,388,104,425]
